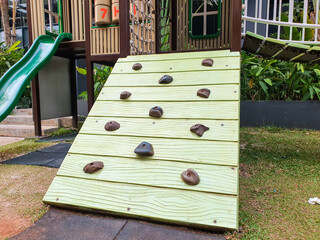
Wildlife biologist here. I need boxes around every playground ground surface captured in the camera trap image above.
[0,128,320,239]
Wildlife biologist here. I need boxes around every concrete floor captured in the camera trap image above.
[0,137,24,147]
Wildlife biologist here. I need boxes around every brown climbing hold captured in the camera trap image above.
[105,121,120,131]
[197,88,211,98]
[159,75,173,84]
[132,63,142,70]
[120,91,132,99]
[134,142,154,156]
[190,124,209,137]
[83,161,104,173]
[181,169,200,185]
[149,106,163,118]
[202,58,214,67]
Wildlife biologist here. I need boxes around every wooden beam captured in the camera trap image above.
[155,0,161,53]
[84,0,94,111]
[31,74,42,136]
[119,0,130,57]
[27,0,41,136]
[69,58,78,129]
[230,0,242,52]
[26,0,33,46]
[171,0,177,51]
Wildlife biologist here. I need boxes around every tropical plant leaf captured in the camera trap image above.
[76,66,87,76]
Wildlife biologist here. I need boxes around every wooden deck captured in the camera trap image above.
[43,50,240,231]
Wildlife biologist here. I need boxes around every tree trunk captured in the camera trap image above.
[0,0,11,45]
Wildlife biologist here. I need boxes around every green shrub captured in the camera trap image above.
[241,51,320,101]
[76,65,112,100]
[0,41,24,76]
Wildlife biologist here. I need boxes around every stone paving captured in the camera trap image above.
[0,137,24,147]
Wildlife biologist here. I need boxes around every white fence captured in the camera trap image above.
[242,0,320,45]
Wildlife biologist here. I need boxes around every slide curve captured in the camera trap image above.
[0,33,72,122]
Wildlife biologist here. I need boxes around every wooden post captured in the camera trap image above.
[69,58,78,129]
[84,0,94,111]
[31,74,42,136]
[27,0,42,136]
[119,0,130,57]
[171,0,177,51]
[230,0,242,52]
[155,0,160,53]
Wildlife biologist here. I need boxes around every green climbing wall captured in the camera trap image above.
[43,50,240,231]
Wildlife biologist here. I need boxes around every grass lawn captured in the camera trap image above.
[227,127,320,239]
[0,129,320,239]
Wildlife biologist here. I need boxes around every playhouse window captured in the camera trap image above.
[189,0,221,38]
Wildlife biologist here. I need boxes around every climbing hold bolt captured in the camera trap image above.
[159,75,173,84]
[120,91,132,99]
[197,88,211,98]
[181,169,200,185]
[83,161,104,173]
[134,142,154,156]
[190,124,209,137]
[149,106,163,118]
[132,63,142,70]
[202,58,214,67]
[105,121,120,131]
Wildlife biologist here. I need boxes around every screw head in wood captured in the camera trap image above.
[159,75,173,84]
[83,161,104,173]
[190,124,209,137]
[134,142,154,156]
[197,88,211,98]
[120,91,132,100]
[104,121,120,131]
[149,106,163,118]
[132,63,142,70]
[181,169,200,185]
[202,58,214,67]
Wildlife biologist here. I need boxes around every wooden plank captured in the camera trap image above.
[106,70,240,86]
[113,57,240,73]
[58,154,238,195]
[119,51,235,63]
[99,85,239,101]
[90,101,239,120]
[44,176,238,230]
[69,134,239,166]
[81,117,239,142]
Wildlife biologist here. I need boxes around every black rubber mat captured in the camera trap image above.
[0,143,71,168]
[36,133,77,143]
[11,208,225,240]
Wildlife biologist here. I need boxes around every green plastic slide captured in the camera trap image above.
[0,33,72,122]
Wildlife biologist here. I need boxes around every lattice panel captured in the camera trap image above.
[129,0,155,55]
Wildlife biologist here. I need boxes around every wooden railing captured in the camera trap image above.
[69,0,85,41]
[29,0,45,41]
[91,27,120,55]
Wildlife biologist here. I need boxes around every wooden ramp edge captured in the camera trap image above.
[242,31,320,63]
[44,50,240,231]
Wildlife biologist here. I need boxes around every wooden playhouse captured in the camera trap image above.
[26,0,242,231]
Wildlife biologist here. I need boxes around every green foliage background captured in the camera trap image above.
[241,51,320,101]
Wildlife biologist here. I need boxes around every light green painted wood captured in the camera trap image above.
[112,57,240,74]
[44,50,240,230]
[106,70,240,87]
[70,134,239,166]
[58,154,238,195]
[118,50,240,62]
[98,85,239,101]
[90,101,239,120]
[81,117,239,141]
[43,176,238,230]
